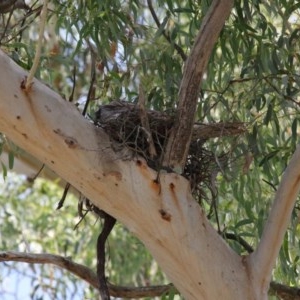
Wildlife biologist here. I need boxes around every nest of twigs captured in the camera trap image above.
[94,101,246,202]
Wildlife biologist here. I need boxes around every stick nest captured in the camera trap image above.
[94,101,246,202]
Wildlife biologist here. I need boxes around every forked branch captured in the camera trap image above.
[163,0,234,172]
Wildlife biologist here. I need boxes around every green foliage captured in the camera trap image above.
[0,175,168,299]
[0,0,300,299]
[0,135,16,180]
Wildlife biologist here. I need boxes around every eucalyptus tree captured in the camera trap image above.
[0,0,300,299]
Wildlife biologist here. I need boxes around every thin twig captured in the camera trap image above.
[96,212,116,300]
[222,232,254,253]
[0,9,13,44]
[0,251,176,298]
[264,77,300,106]
[146,0,187,61]
[82,61,95,116]
[68,66,76,102]
[56,182,70,209]
[27,163,44,182]
[138,84,157,158]
[25,0,48,91]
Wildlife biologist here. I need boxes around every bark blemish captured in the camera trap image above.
[169,182,180,211]
[20,77,27,90]
[45,105,52,112]
[53,129,61,134]
[20,76,33,93]
[64,137,78,149]
[93,174,101,180]
[159,209,171,221]
[106,171,122,181]
[53,129,80,149]
[136,159,147,170]
[16,115,21,120]
[22,133,28,138]
[151,180,160,194]
[241,255,253,283]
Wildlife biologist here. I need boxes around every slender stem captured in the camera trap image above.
[249,145,300,288]
[25,0,48,91]
[146,0,187,61]
[0,251,175,298]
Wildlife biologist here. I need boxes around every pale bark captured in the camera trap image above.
[247,145,300,298]
[0,50,257,299]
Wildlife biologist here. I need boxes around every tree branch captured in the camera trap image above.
[0,49,256,299]
[1,251,299,299]
[192,122,246,140]
[138,84,157,158]
[270,282,300,300]
[222,232,254,254]
[24,0,48,91]
[0,251,174,298]
[247,145,300,296]
[163,0,234,172]
[146,0,187,61]
[0,32,299,298]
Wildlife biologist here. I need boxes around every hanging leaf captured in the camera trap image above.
[8,152,14,170]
